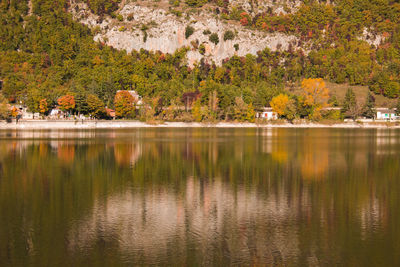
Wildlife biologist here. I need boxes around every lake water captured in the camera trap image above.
[0,128,399,266]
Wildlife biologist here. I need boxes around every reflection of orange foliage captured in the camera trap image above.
[270,129,289,164]
[301,78,330,120]
[114,144,131,166]
[39,143,48,157]
[57,144,75,164]
[301,152,329,180]
[300,135,329,180]
[114,143,141,166]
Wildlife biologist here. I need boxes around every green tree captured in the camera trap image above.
[223,30,235,41]
[232,97,247,122]
[185,26,194,39]
[342,88,357,119]
[246,103,255,122]
[0,94,10,120]
[362,92,376,119]
[185,0,207,7]
[209,33,219,45]
[396,99,400,116]
[75,94,89,115]
[87,94,105,118]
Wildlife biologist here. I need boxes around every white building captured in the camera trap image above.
[376,108,398,120]
[256,107,278,120]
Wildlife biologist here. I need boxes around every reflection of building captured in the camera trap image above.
[376,129,400,155]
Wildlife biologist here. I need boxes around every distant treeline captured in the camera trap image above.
[0,0,399,120]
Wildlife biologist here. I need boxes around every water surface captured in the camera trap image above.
[0,128,399,266]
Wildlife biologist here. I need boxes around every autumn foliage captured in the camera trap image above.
[300,78,330,120]
[10,106,19,118]
[270,93,296,120]
[114,91,136,118]
[58,95,76,112]
[39,99,48,115]
[270,94,290,117]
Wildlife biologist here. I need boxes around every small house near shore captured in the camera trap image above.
[376,108,398,120]
[256,108,278,120]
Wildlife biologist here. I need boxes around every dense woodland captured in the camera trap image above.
[1,0,400,121]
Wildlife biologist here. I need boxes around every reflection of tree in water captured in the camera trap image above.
[0,129,400,266]
[299,134,329,180]
[57,142,76,164]
[67,177,300,266]
[113,142,142,167]
[39,142,48,157]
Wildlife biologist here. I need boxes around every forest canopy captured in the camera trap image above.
[0,0,400,121]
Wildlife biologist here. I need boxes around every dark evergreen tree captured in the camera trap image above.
[342,88,360,120]
[342,88,356,114]
[396,99,400,116]
[362,92,376,119]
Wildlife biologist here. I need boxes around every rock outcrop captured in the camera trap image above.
[70,1,299,65]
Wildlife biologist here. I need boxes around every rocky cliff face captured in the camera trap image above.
[70,0,382,66]
[70,0,299,66]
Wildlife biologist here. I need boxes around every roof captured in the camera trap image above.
[376,108,397,113]
[105,108,115,117]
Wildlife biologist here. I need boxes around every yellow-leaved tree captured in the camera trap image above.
[300,78,330,120]
[270,93,296,120]
[270,94,290,117]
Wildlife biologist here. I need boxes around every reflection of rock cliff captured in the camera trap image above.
[68,177,300,264]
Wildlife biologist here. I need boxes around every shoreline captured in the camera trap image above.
[1,120,400,129]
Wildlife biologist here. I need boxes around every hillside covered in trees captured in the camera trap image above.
[1,0,400,121]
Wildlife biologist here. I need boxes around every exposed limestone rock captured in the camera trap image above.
[228,0,302,15]
[358,28,386,47]
[70,2,299,66]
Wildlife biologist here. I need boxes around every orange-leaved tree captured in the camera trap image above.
[300,78,330,120]
[39,99,48,116]
[58,95,75,113]
[10,106,19,117]
[114,91,136,118]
